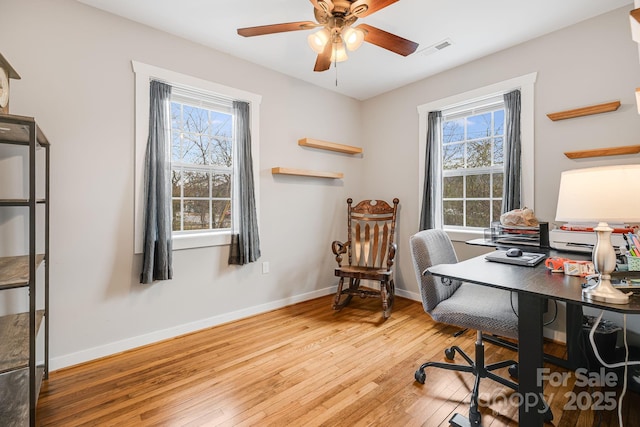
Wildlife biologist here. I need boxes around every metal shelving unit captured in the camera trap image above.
[0,113,49,426]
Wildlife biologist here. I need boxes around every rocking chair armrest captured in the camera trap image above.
[331,240,350,266]
[331,240,349,256]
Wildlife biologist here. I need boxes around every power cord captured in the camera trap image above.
[509,291,557,326]
[587,311,637,427]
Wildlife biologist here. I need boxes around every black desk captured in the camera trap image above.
[427,254,640,427]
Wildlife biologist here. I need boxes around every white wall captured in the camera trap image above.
[0,0,365,369]
[362,6,640,341]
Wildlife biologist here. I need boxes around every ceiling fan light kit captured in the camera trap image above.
[237,0,418,72]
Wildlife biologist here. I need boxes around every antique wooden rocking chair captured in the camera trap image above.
[331,198,399,318]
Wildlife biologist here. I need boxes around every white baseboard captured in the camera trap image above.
[395,287,421,302]
[50,286,337,371]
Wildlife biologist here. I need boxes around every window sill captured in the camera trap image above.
[173,231,231,250]
[444,228,485,243]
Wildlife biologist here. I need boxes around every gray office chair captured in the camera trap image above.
[410,229,548,426]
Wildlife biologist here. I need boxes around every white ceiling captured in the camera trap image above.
[77,0,632,100]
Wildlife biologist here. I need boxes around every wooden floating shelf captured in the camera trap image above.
[271,167,343,179]
[564,144,640,159]
[298,138,362,155]
[631,8,640,42]
[547,101,621,121]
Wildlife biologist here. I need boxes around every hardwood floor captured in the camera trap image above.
[36,296,640,426]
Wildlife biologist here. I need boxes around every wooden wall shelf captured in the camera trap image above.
[564,144,640,159]
[298,138,362,155]
[271,167,343,179]
[631,8,640,42]
[547,101,621,121]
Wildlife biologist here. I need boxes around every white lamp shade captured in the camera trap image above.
[307,29,330,54]
[330,40,348,62]
[555,165,640,222]
[343,27,365,51]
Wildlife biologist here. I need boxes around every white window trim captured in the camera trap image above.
[132,61,261,253]
[417,72,537,241]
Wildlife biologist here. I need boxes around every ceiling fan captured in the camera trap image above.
[237,0,419,72]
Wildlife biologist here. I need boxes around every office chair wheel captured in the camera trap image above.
[469,407,481,425]
[444,347,456,360]
[508,363,518,379]
[414,369,426,384]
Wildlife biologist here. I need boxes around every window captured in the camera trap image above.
[132,61,261,252]
[441,99,505,228]
[170,92,233,233]
[417,72,537,237]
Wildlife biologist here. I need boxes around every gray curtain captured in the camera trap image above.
[419,111,442,230]
[140,80,173,284]
[502,89,521,213]
[229,101,261,265]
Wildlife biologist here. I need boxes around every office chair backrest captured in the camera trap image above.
[409,229,462,313]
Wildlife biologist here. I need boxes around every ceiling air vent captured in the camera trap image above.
[418,38,453,56]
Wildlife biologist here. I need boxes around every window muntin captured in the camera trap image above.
[170,99,233,233]
[441,106,504,229]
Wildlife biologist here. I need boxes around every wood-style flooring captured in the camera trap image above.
[36,296,640,426]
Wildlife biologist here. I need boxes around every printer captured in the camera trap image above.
[549,228,626,254]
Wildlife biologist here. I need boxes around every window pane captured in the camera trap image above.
[467,139,491,168]
[183,105,209,134]
[466,200,490,227]
[183,200,210,230]
[210,111,233,135]
[494,137,504,165]
[443,176,463,198]
[443,200,463,226]
[183,171,209,197]
[212,173,231,198]
[493,172,503,197]
[210,136,232,167]
[494,110,504,136]
[492,200,502,223]
[443,143,464,170]
[466,174,490,198]
[182,134,210,165]
[172,200,182,231]
[212,200,231,229]
[172,170,181,197]
[467,113,491,139]
[443,119,464,143]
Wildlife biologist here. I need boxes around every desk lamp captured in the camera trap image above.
[555,165,640,304]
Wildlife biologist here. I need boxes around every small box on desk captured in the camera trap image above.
[628,256,640,271]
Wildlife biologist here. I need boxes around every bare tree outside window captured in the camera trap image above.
[442,108,504,228]
[171,100,233,233]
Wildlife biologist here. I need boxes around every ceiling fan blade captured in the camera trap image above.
[237,21,317,37]
[314,41,332,72]
[357,23,418,56]
[356,0,398,17]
